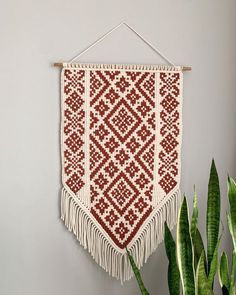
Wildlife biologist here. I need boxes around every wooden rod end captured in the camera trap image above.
[182,66,192,71]
[53,62,63,67]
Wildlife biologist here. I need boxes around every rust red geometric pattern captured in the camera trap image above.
[63,69,86,194]
[90,70,155,249]
[62,67,182,250]
[158,72,181,195]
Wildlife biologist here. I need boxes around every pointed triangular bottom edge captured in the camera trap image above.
[60,187,181,283]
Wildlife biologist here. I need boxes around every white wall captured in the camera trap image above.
[0,0,236,294]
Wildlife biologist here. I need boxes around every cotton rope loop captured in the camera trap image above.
[60,62,183,282]
[69,22,176,66]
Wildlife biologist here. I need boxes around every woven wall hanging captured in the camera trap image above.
[56,22,190,282]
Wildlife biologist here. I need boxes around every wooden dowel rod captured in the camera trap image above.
[182,66,192,71]
[54,63,63,67]
[53,63,192,71]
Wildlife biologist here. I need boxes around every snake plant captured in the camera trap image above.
[207,160,221,275]
[177,197,195,294]
[127,160,236,295]
[218,177,236,294]
[166,160,221,294]
[164,222,180,295]
[126,248,150,295]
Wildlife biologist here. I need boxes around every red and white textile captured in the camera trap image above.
[60,63,183,281]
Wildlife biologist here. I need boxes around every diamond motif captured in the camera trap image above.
[160,133,178,153]
[62,67,182,254]
[65,132,83,153]
[94,173,108,190]
[105,209,119,227]
[63,70,85,194]
[65,91,83,112]
[134,197,148,213]
[105,87,119,104]
[94,197,109,214]
[104,98,141,143]
[104,172,139,215]
[126,137,140,153]
[126,88,140,105]
[115,76,130,93]
[115,148,129,166]
[87,70,158,248]
[135,173,149,189]
[95,99,109,116]
[158,72,181,194]
[160,94,179,113]
[94,124,109,141]
[124,209,138,226]
[104,161,118,178]
[137,125,151,141]
[115,222,129,240]
[159,172,177,194]
[104,136,119,153]
[113,181,132,207]
[137,100,151,117]
[125,161,140,178]
[66,172,84,193]
[111,107,135,133]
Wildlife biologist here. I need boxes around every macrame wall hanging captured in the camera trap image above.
[54,22,191,282]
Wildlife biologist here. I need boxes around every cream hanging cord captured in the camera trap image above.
[53,22,192,71]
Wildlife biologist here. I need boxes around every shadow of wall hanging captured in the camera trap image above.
[54,22,191,282]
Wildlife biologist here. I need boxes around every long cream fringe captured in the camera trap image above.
[61,187,181,283]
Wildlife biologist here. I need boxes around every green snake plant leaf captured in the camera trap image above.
[218,252,230,292]
[229,250,236,295]
[228,177,236,252]
[191,189,198,239]
[164,222,180,295]
[177,197,195,295]
[196,253,214,295]
[227,214,235,253]
[192,228,206,270]
[126,249,150,295]
[207,159,221,273]
[208,239,220,286]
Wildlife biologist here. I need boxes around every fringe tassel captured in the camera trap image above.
[61,187,181,283]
